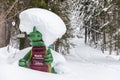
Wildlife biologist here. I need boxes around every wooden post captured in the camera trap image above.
[17,32,25,50]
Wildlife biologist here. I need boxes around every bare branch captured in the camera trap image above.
[4,0,19,18]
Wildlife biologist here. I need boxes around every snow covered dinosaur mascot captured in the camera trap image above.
[19,26,55,73]
[18,8,69,74]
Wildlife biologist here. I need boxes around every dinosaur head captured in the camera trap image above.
[28,26,42,41]
[28,26,45,46]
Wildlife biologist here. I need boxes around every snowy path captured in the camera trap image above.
[65,39,120,80]
[67,60,120,80]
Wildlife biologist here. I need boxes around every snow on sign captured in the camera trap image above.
[19,8,66,47]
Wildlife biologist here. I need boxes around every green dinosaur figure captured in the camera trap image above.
[19,26,55,73]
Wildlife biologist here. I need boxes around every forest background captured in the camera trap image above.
[0,0,120,55]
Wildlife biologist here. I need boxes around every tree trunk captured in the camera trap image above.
[85,27,87,44]
[109,26,113,55]
[0,19,6,47]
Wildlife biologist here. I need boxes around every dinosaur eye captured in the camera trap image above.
[37,35,40,37]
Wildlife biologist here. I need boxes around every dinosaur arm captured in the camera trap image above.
[19,50,32,67]
[22,50,32,61]
[44,48,53,64]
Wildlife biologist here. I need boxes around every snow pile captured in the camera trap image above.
[1,39,120,80]
[6,47,70,74]
[0,46,71,80]
[51,50,70,74]
[0,46,19,64]
[19,8,66,46]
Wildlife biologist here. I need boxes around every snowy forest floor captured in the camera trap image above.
[0,38,120,80]
[65,38,120,80]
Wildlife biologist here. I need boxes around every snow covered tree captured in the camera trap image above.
[60,0,120,55]
[82,0,120,54]
[95,0,120,54]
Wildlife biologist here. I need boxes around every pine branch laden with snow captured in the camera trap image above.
[99,21,110,31]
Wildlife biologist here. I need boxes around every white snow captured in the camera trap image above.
[65,39,120,80]
[0,46,19,64]
[17,33,25,38]
[103,8,108,12]
[0,39,120,80]
[103,5,113,12]
[19,8,66,47]
[99,21,110,30]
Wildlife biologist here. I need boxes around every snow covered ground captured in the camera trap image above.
[66,38,120,80]
[0,38,120,80]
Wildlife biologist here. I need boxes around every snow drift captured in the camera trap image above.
[19,8,66,47]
